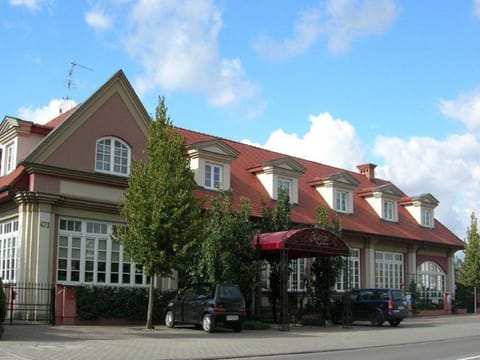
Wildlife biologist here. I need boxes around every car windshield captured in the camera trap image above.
[217,285,243,301]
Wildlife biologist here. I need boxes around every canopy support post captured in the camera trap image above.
[279,248,289,331]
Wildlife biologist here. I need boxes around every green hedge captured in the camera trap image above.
[74,285,176,322]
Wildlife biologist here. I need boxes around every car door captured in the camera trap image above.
[191,284,212,323]
[181,288,197,323]
[355,290,374,320]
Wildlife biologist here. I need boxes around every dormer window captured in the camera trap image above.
[383,200,395,221]
[359,184,403,222]
[277,177,292,199]
[188,139,239,192]
[335,190,349,213]
[400,193,438,229]
[249,157,304,204]
[421,208,432,227]
[310,171,359,215]
[95,137,131,176]
[205,163,222,189]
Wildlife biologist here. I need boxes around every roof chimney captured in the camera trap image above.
[357,163,377,181]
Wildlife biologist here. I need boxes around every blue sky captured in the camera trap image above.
[1,0,480,243]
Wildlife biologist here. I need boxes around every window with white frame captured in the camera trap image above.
[4,142,15,175]
[57,218,148,286]
[260,258,307,292]
[95,137,131,176]
[335,190,349,213]
[335,248,360,291]
[375,251,403,289]
[383,200,395,221]
[0,218,19,282]
[204,163,222,189]
[421,208,433,227]
[277,177,292,199]
[417,261,445,304]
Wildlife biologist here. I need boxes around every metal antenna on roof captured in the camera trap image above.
[65,61,94,101]
[60,61,94,114]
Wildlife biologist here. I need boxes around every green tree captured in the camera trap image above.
[458,212,480,313]
[261,187,291,323]
[114,97,202,329]
[309,207,344,325]
[188,190,256,309]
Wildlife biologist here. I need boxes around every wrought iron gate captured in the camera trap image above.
[3,283,55,325]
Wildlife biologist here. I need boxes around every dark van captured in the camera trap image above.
[333,288,408,327]
[164,283,246,333]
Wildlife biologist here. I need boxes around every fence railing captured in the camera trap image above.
[3,282,55,325]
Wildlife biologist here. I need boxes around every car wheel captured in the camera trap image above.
[165,310,175,328]
[202,314,215,333]
[388,319,401,327]
[370,311,384,327]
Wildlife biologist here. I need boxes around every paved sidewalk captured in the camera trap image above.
[0,315,478,360]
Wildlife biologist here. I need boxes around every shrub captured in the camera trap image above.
[74,285,176,322]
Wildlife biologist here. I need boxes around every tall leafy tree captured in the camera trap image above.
[310,207,344,325]
[114,97,202,329]
[187,190,256,309]
[458,212,480,313]
[261,187,291,323]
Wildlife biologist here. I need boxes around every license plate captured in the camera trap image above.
[226,315,239,321]
[398,306,404,310]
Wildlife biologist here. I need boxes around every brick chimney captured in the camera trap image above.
[357,163,377,181]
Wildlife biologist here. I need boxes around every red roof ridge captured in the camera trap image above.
[43,105,79,129]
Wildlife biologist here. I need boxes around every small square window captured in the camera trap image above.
[335,190,349,213]
[277,178,291,198]
[383,200,395,221]
[204,163,222,189]
[421,208,433,227]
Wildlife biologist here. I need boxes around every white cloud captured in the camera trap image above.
[123,0,263,115]
[243,112,366,170]
[474,0,480,18]
[254,0,400,60]
[374,133,480,240]
[440,88,480,133]
[17,99,77,124]
[85,8,114,30]
[325,0,401,54]
[8,0,50,11]
[253,8,323,61]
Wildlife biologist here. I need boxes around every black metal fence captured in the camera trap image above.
[3,283,55,325]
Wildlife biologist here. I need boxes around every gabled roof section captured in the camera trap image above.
[400,193,439,207]
[358,183,405,198]
[308,171,360,188]
[248,156,305,177]
[187,138,239,163]
[23,70,150,164]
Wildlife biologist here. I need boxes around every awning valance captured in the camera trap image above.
[252,227,349,259]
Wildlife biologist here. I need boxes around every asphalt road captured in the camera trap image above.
[1,314,480,359]
[237,334,480,360]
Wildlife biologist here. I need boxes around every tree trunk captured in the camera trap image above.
[146,275,155,329]
[475,286,477,315]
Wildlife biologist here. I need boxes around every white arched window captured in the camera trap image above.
[95,137,131,176]
[417,261,446,304]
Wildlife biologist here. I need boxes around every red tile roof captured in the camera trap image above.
[178,127,464,250]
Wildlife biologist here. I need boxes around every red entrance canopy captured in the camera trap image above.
[252,227,350,259]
